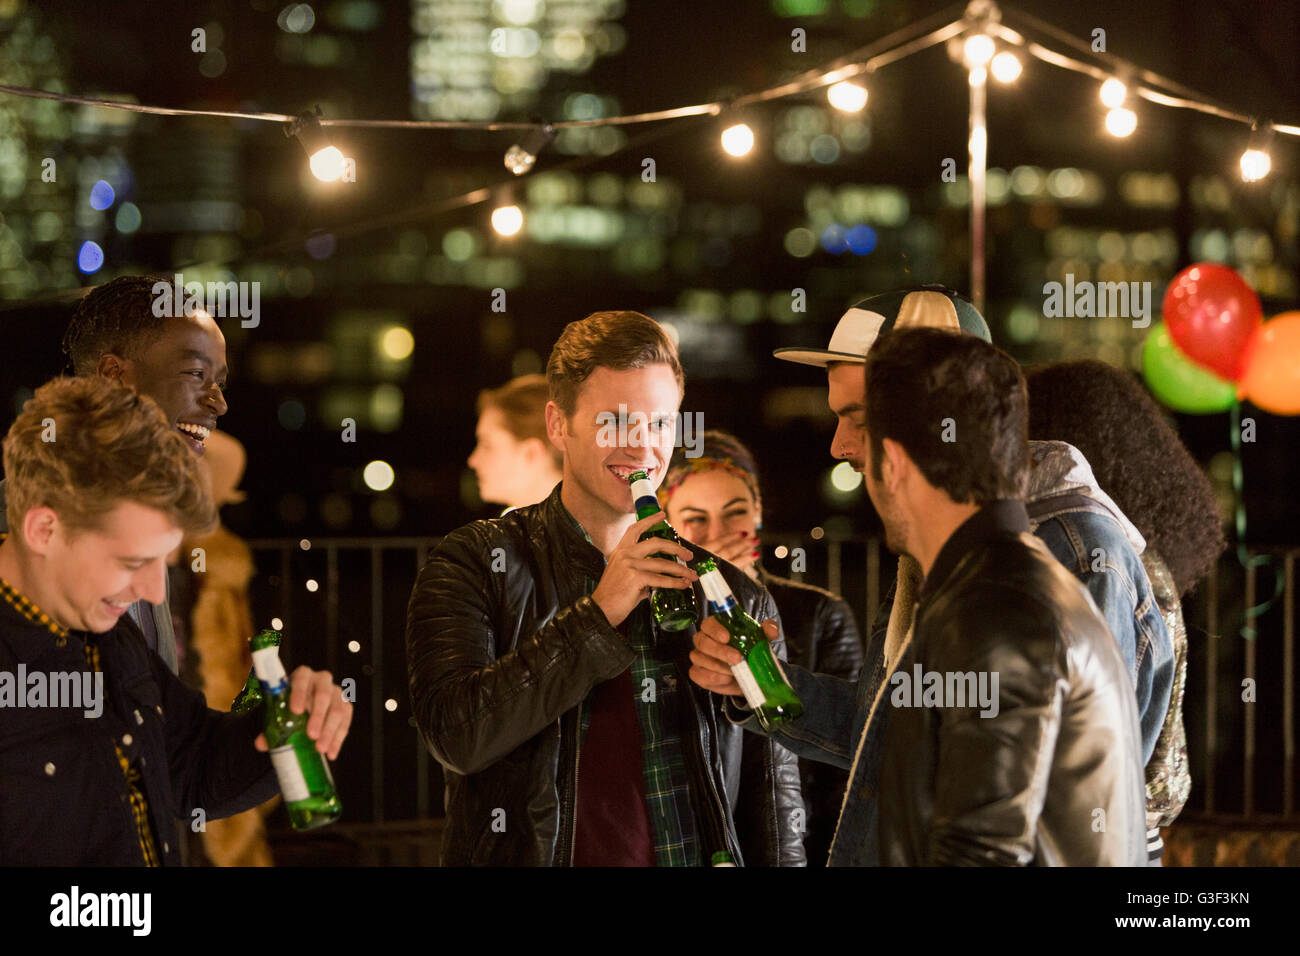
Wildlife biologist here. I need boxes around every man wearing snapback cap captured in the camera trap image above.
[719,285,1171,864]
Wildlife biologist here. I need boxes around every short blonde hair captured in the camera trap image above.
[477,374,561,468]
[546,311,684,416]
[3,376,216,537]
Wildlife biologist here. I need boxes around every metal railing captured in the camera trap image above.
[242,535,1298,828]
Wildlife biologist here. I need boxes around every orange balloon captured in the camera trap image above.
[1238,312,1300,415]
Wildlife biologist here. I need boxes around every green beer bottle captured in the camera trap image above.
[231,628,281,714]
[628,469,697,631]
[250,630,343,830]
[711,850,736,867]
[693,557,804,731]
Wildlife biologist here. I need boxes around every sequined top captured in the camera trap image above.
[1141,551,1192,829]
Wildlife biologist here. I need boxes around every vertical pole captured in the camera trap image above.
[1244,560,1256,819]
[415,543,430,820]
[1284,552,1295,817]
[969,64,987,312]
[1205,561,1218,814]
[371,545,384,824]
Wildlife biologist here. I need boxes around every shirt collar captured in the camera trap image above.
[917,499,1030,602]
[544,483,607,576]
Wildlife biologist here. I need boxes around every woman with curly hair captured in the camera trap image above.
[658,430,864,865]
[1026,360,1226,863]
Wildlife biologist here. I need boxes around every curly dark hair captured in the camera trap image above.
[1026,360,1225,596]
[62,274,170,376]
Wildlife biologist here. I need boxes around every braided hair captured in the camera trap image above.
[61,275,170,376]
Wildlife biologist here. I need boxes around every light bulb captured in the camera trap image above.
[491,203,524,236]
[990,51,1022,83]
[1240,148,1271,182]
[827,81,868,112]
[963,34,995,68]
[504,144,537,175]
[1105,106,1137,137]
[1100,78,1127,109]
[309,145,345,182]
[721,123,754,157]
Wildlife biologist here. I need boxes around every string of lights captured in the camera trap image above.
[0,4,1292,153]
[0,0,1293,277]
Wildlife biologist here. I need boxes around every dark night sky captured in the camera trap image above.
[2,0,1298,542]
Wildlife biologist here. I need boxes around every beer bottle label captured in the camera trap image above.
[729,661,767,711]
[270,744,311,802]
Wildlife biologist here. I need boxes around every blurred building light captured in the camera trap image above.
[830,461,862,492]
[88,180,115,210]
[379,325,414,360]
[114,202,141,233]
[278,3,316,33]
[77,241,104,273]
[363,460,395,492]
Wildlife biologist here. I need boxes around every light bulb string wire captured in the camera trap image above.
[0,1,1294,288]
[1,4,1292,136]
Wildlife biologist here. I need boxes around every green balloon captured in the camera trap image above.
[1142,323,1237,414]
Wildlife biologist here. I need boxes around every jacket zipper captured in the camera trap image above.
[678,656,738,864]
[569,699,582,865]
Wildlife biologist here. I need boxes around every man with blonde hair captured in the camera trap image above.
[0,377,352,865]
[407,310,804,866]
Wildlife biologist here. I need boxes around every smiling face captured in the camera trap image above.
[827,362,867,471]
[664,468,760,571]
[547,363,682,527]
[34,500,183,634]
[104,312,229,456]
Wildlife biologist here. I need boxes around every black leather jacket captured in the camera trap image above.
[758,570,863,864]
[878,501,1148,865]
[405,485,806,866]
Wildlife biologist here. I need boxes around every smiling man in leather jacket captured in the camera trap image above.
[692,328,1147,865]
[405,311,805,867]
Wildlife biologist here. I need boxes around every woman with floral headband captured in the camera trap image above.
[659,429,864,865]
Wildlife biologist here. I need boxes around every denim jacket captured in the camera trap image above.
[1024,441,1174,768]
[728,441,1173,866]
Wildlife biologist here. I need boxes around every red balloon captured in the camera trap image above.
[1162,263,1262,381]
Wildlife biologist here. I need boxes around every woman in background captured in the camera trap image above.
[1027,360,1226,864]
[468,374,564,512]
[659,429,864,865]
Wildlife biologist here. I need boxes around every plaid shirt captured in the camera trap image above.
[573,520,702,867]
[0,573,159,866]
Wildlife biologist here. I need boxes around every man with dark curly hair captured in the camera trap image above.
[0,275,229,675]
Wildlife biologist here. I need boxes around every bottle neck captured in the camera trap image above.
[698,567,738,612]
[252,647,289,696]
[630,477,662,521]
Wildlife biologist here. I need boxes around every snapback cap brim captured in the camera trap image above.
[772,347,867,367]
